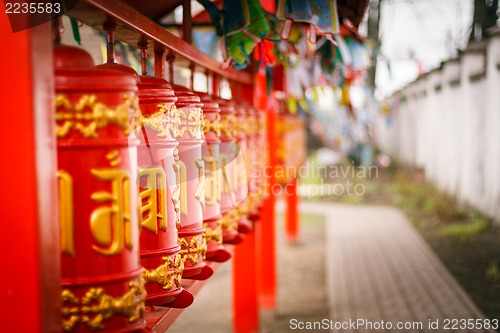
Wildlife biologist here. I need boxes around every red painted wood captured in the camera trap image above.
[154,49,166,78]
[258,196,277,310]
[66,0,252,85]
[285,177,300,242]
[257,71,277,311]
[233,230,259,333]
[182,0,192,45]
[0,14,60,332]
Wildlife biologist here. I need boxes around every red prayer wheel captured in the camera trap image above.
[55,45,146,332]
[135,75,194,307]
[244,106,261,221]
[198,93,231,262]
[256,110,269,204]
[217,98,243,245]
[275,102,290,185]
[234,104,252,233]
[172,84,213,280]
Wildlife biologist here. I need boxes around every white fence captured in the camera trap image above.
[378,28,500,222]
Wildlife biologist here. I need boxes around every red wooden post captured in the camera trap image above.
[154,48,166,78]
[256,68,277,312]
[285,177,300,242]
[0,16,61,332]
[232,230,259,333]
[232,79,260,332]
[182,0,192,45]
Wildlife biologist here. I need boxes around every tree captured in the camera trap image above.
[469,0,499,41]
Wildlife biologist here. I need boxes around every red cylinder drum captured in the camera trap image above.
[198,94,231,262]
[234,104,252,233]
[275,107,289,185]
[55,45,146,332]
[244,106,261,222]
[172,85,213,280]
[256,110,269,205]
[135,75,194,307]
[217,98,243,245]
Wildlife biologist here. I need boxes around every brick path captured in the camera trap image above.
[300,203,495,333]
[168,203,495,333]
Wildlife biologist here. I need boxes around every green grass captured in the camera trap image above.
[485,261,500,283]
[300,153,323,186]
[438,216,491,242]
[341,195,364,205]
[298,212,326,229]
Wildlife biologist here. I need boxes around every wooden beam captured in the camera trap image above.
[67,0,252,85]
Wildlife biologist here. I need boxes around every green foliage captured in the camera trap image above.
[341,195,364,205]
[485,261,500,283]
[438,216,491,242]
[391,171,467,222]
[300,153,322,186]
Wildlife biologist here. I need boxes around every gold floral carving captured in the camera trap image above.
[237,198,249,216]
[55,94,141,139]
[220,115,237,137]
[203,222,223,245]
[235,119,249,136]
[141,254,184,290]
[61,280,146,331]
[178,236,207,265]
[202,114,221,137]
[249,193,261,211]
[244,116,258,136]
[139,103,178,138]
[220,208,239,232]
[176,108,203,139]
[257,117,265,131]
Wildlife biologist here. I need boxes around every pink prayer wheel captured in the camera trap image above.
[136,75,194,307]
[233,104,252,233]
[198,93,232,262]
[172,84,213,280]
[216,98,244,245]
[244,106,261,222]
[256,110,269,203]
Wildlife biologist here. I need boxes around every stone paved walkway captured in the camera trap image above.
[301,203,494,333]
[168,202,495,333]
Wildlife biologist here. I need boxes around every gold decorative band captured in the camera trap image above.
[237,198,249,216]
[220,115,237,137]
[244,116,258,136]
[235,119,249,136]
[244,193,259,212]
[139,103,178,138]
[257,117,265,132]
[202,113,221,138]
[141,254,184,291]
[55,94,141,139]
[178,235,207,265]
[176,108,204,139]
[61,280,146,331]
[220,208,240,233]
[204,221,223,245]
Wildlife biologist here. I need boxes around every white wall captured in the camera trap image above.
[379,31,500,222]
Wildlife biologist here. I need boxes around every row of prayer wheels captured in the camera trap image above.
[55,44,267,332]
